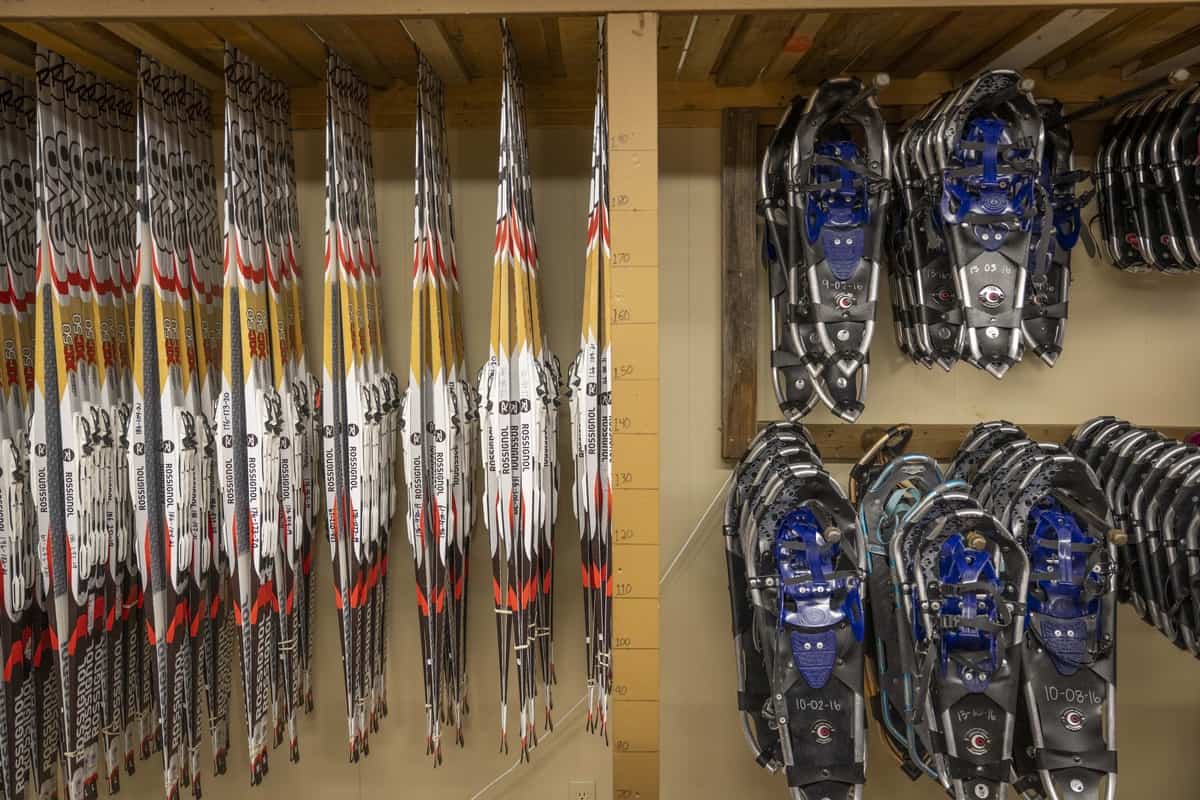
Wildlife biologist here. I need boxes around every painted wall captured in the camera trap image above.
[658,126,1200,800]
[113,127,610,800]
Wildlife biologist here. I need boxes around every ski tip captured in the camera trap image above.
[290,739,300,764]
[191,776,202,800]
[499,732,508,755]
[124,753,136,776]
[107,770,120,795]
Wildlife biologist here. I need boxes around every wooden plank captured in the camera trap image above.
[1048,7,1200,80]
[100,22,223,90]
[852,10,949,73]
[778,423,1200,463]
[541,16,567,78]
[402,18,471,82]
[347,18,418,84]
[657,13,691,80]
[1123,24,1200,80]
[41,22,138,77]
[675,13,736,82]
[607,11,659,800]
[5,22,134,82]
[721,107,759,461]
[149,20,224,71]
[960,8,1115,76]
[246,19,327,81]
[203,20,319,85]
[1032,6,1141,69]
[761,12,829,81]
[13,0,1194,19]
[0,27,33,75]
[794,10,899,83]
[504,15,550,74]
[306,19,397,87]
[439,16,501,80]
[557,13,599,79]
[715,12,800,87]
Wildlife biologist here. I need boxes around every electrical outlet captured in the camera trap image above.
[568,779,596,800]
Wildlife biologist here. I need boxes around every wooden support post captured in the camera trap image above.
[721,108,759,461]
[607,12,660,800]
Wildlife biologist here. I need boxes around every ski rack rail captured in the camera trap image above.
[1054,67,1192,126]
[755,422,1198,462]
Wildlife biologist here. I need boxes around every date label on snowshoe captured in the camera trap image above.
[790,697,843,713]
[1043,686,1102,705]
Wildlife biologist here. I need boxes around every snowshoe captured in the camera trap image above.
[1139,447,1200,643]
[762,97,820,419]
[849,424,913,505]
[1063,417,1119,456]
[858,454,944,780]
[1126,443,1197,626]
[947,421,1028,484]
[790,77,891,422]
[1146,87,1197,270]
[935,70,1045,378]
[892,493,1029,800]
[1116,91,1176,271]
[1158,461,1200,655]
[1167,85,1200,265]
[1130,90,1189,272]
[893,98,963,370]
[1094,102,1147,270]
[726,435,867,800]
[1023,101,1088,366]
[1001,454,1118,800]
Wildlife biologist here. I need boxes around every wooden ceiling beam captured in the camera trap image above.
[657,14,691,80]
[0,27,33,75]
[10,0,1196,19]
[761,12,828,82]
[675,13,737,82]
[960,8,1112,77]
[715,12,799,86]
[794,11,899,84]
[203,20,319,86]
[557,14,599,79]
[402,18,472,82]
[99,22,222,89]
[1122,24,1200,80]
[306,20,395,88]
[541,16,567,79]
[4,22,135,82]
[1048,7,1200,80]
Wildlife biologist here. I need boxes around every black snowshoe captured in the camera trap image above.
[725,425,867,799]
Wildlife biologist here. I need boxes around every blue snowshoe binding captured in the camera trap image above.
[891,491,1029,800]
[725,426,867,799]
[788,76,891,421]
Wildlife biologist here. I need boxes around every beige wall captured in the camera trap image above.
[114,127,609,800]
[659,127,1200,799]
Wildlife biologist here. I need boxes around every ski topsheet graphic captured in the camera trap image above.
[567,19,614,741]
[321,49,399,763]
[32,49,141,800]
[477,20,562,761]
[220,46,318,784]
[402,52,477,761]
[0,71,41,800]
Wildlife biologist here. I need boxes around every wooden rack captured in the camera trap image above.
[7,4,1200,799]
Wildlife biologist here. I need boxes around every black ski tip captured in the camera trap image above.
[305,693,315,714]
[191,776,202,799]
[125,753,136,776]
[214,752,227,776]
[83,776,99,800]
[108,769,121,795]
[290,740,300,764]
[181,770,191,788]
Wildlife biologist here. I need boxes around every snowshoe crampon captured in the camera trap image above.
[892,493,1029,800]
[725,425,867,799]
